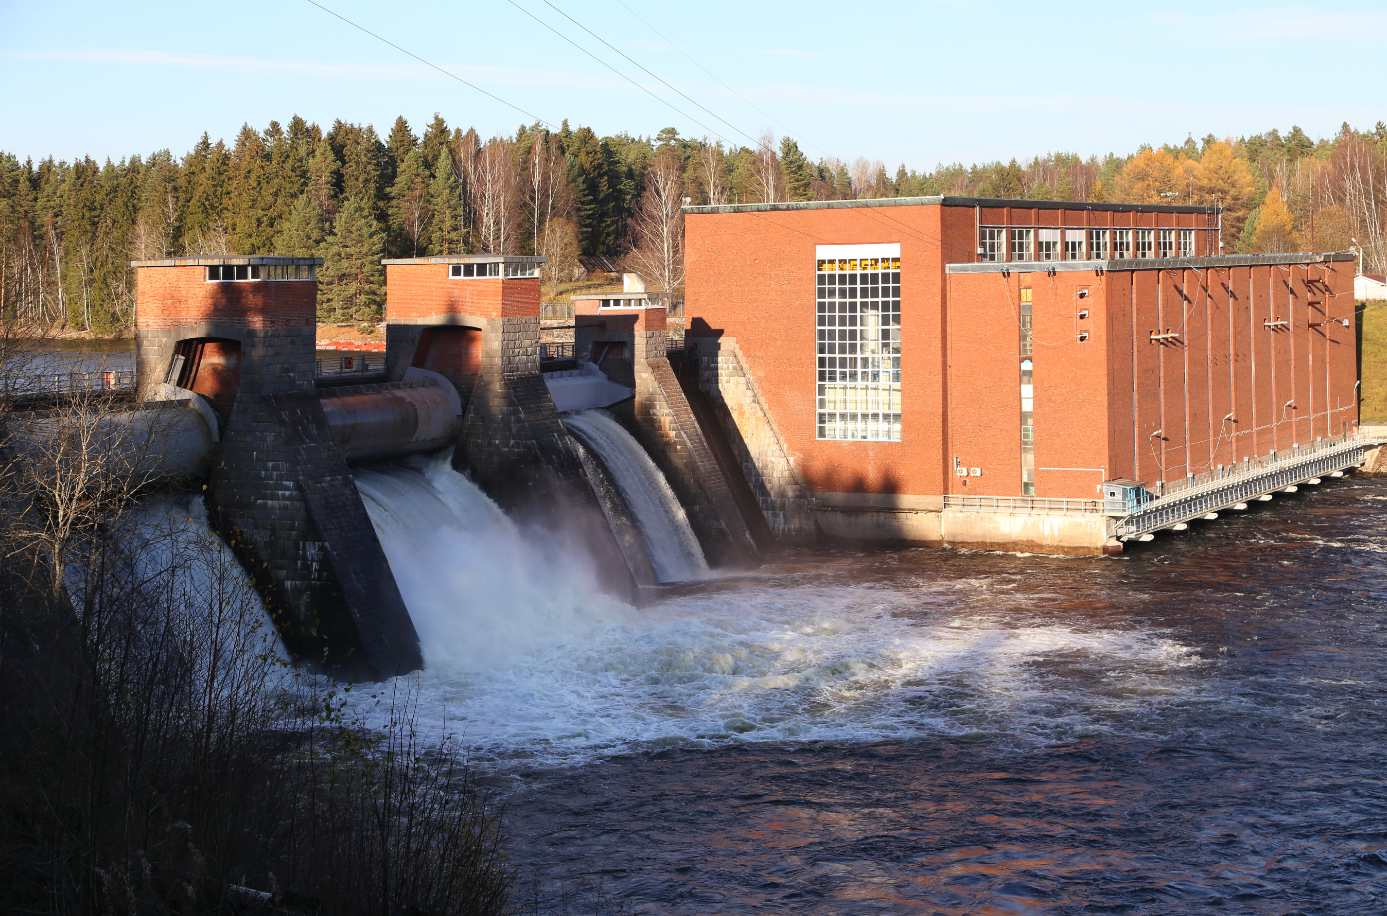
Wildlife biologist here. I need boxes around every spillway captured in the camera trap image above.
[562,409,709,584]
[353,452,628,671]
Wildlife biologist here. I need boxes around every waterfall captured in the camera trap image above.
[354,452,630,671]
[562,409,708,584]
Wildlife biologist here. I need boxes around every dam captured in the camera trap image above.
[8,194,1382,681]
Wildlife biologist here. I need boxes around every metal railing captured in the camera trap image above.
[1113,432,1373,538]
[315,354,385,377]
[944,494,1103,515]
[541,342,574,360]
[12,369,136,397]
[541,304,575,320]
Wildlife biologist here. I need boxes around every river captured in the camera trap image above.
[383,473,1387,915]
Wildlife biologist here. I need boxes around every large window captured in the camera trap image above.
[1179,229,1195,258]
[816,245,901,441]
[1089,229,1109,260]
[1157,229,1175,259]
[1113,229,1132,259]
[1037,228,1060,261]
[1064,229,1084,260]
[1135,229,1154,259]
[979,228,1004,262]
[1010,228,1033,262]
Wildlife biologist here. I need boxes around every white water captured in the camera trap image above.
[562,409,708,583]
[350,454,1215,770]
[354,452,634,672]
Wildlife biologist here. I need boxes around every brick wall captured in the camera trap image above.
[384,264,540,320]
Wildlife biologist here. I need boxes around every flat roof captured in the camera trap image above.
[381,255,545,265]
[944,252,1357,274]
[130,256,323,267]
[685,195,1219,216]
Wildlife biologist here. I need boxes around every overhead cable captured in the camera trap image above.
[538,0,758,147]
[611,0,830,159]
[303,0,557,130]
[505,0,729,144]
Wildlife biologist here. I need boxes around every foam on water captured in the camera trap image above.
[351,454,1217,769]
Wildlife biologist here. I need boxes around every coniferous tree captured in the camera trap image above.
[389,148,432,257]
[275,194,326,257]
[780,137,813,202]
[306,138,341,222]
[428,149,461,255]
[319,195,384,323]
[384,116,417,190]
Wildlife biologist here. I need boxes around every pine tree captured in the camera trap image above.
[275,194,326,257]
[428,149,461,255]
[318,196,385,323]
[384,115,417,189]
[306,138,341,222]
[389,148,432,257]
[418,114,451,181]
[780,137,813,202]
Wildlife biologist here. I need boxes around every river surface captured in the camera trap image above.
[372,473,1387,915]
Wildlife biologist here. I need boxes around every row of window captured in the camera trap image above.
[447,262,540,279]
[979,227,1198,263]
[206,264,315,282]
[817,257,901,272]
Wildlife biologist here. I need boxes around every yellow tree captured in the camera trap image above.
[1252,186,1296,253]
[1116,149,1181,203]
[1193,141,1258,249]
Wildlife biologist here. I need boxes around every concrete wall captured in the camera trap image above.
[133,259,422,679]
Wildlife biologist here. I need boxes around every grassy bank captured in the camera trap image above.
[1360,300,1387,423]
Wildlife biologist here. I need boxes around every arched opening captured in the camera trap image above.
[172,337,241,422]
[412,326,483,397]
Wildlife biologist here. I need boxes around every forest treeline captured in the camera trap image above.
[2,115,1386,333]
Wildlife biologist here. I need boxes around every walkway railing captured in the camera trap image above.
[10,369,136,399]
[1113,432,1373,538]
[315,354,385,377]
[541,342,573,360]
[944,494,1102,515]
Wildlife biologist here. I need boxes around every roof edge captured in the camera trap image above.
[685,195,1220,216]
[130,256,323,267]
[381,255,546,265]
[945,252,1357,274]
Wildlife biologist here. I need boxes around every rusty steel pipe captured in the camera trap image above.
[321,383,460,463]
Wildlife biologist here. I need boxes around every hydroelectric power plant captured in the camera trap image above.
[6,204,1387,911]
[16,194,1385,682]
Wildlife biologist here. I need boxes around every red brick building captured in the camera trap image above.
[683,197,1361,552]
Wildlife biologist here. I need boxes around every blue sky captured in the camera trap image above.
[2,0,1382,168]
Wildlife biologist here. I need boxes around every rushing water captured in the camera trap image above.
[562,409,709,583]
[346,462,1387,915]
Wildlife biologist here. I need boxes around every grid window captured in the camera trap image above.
[979,228,1004,262]
[1157,229,1175,259]
[1179,229,1195,258]
[816,255,902,441]
[1010,228,1033,262]
[1037,228,1059,261]
[1089,229,1109,260]
[1113,229,1132,259]
[1064,229,1084,260]
[1135,229,1154,259]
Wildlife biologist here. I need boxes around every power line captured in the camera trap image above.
[302,0,556,131]
[537,0,758,148]
[504,0,729,145]
[611,0,831,159]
